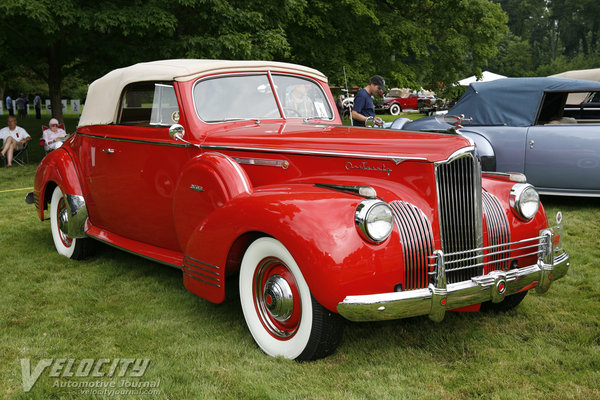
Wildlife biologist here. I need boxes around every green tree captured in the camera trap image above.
[0,0,509,118]
[286,0,508,93]
[549,0,600,57]
[0,0,293,122]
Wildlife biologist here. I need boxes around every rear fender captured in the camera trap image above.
[33,149,85,221]
[182,185,404,310]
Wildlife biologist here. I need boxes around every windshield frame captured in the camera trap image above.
[192,71,334,124]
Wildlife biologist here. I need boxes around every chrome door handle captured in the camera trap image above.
[529,140,534,149]
[102,148,115,154]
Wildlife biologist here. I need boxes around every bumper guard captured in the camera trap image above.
[337,225,570,322]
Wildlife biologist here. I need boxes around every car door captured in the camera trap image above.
[81,82,190,251]
[525,124,600,191]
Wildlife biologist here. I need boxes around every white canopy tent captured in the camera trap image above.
[458,71,506,86]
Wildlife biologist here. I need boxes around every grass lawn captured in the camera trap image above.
[1,157,599,398]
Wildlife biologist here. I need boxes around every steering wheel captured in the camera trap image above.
[263,107,302,119]
[282,107,302,118]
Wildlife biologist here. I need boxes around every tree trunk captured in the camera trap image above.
[47,42,64,123]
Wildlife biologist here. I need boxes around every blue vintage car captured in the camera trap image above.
[403,77,600,197]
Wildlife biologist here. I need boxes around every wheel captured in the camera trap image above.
[50,186,90,259]
[239,237,343,361]
[481,290,528,312]
[389,103,401,115]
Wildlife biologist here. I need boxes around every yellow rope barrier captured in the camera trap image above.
[0,187,33,194]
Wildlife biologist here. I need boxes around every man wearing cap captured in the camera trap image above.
[351,75,386,127]
[42,118,67,152]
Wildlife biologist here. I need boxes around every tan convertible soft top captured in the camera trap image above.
[78,59,328,127]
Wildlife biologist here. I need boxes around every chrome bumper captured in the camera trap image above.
[337,229,570,322]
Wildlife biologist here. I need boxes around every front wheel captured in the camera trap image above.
[389,103,401,115]
[481,290,528,312]
[50,186,90,259]
[239,237,343,361]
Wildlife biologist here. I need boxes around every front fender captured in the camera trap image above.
[461,130,496,171]
[183,185,404,310]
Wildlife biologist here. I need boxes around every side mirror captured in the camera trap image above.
[169,124,185,141]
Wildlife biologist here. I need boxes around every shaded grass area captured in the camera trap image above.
[1,167,599,399]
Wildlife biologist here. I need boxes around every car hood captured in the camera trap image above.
[402,116,451,131]
[201,122,472,164]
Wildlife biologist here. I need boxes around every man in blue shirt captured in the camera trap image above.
[5,95,13,117]
[351,75,386,127]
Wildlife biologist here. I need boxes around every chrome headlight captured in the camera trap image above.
[355,200,394,244]
[509,183,540,221]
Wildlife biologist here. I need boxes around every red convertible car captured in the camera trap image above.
[28,60,570,360]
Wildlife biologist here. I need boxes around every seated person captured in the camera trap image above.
[43,118,67,151]
[0,116,31,167]
[285,83,317,118]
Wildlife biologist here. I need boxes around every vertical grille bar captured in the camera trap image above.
[390,201,434,290]
[435,152,483,283]
[482,191,511,272]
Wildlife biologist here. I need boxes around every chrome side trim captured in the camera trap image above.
[202,144,427,164]
[183,271,221,287]
[87,235,182,270]
[233,156,289,169]
[76,132,192,147]
[183,255,222,287]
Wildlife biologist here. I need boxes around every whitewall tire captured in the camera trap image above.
[389,103,401,115]
[239,237,343,361]
[49,186,89,259]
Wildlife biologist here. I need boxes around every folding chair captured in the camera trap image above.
[11,141,29,165]
[2,140,29,166]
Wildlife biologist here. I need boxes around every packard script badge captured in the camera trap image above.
[345,161,392,176]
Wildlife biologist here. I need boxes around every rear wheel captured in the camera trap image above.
[481,290,528,312]
[239,237,343,361]
[50,186,90,259]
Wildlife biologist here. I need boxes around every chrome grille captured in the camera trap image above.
[482,191,511,271]
[390,201,434,290]
[435,152,483,283]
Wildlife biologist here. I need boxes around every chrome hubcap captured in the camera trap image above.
[263,275,294,322]
[58,207,69,235]
[253,257,301,339]
[56,196,72,247]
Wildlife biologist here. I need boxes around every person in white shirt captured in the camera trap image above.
[42,118,67,152]
[0,116,31,167]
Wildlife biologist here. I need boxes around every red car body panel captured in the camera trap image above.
[32,63,558,314]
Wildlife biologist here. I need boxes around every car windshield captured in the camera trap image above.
[193,74,333,122]
[271,75,333,120]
